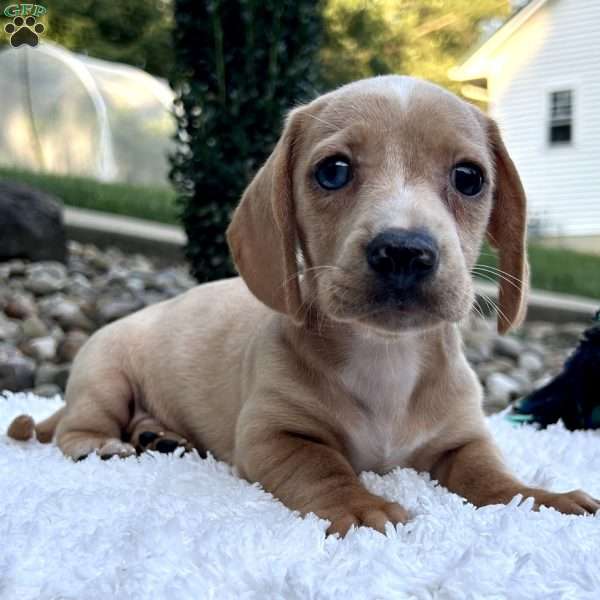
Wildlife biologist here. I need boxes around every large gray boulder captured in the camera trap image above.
[0,181,67,263]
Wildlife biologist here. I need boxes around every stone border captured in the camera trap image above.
[64,207,185,263]
[64,208,598,325]
[475,282,597,324]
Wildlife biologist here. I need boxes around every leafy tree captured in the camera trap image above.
[321,0,511,92]
[170,0,322,282]
[38,0,174,78]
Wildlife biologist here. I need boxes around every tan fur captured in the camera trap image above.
[7,415,35,441]
[7,407,65,442]
[485,119,529,333]
[7,76,598,535]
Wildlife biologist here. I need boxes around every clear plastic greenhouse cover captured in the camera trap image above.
[0,42,176,185]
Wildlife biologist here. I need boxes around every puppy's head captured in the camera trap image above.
[227,76,528,335]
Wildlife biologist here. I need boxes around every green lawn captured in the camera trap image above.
[477,243,600,300]
[1,167,599,299]
[0,167,179,225]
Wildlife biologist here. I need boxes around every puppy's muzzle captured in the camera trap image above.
[366,228,439,294]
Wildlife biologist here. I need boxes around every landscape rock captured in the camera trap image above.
[96,297,144,323]
[20,315,49,339]
[3,292,37,319]
[83,246,112,272]
[533,374,553,389]
[0,259,27,277]
[49,325,66,345]
[462,332,493,364]
[0,181,66,263]
[0,315,20,341]
[493,335,524,360]
[35,362,71,390]
[518,351,545,374]
[66,273,94,299]
[0,344,35,391]
[44,297,95,331]
[21,336,57,362]
[524,341,547,357]
[555,322,585,344]
[485,372,523,407]
[526,322,556,341]
[475,358,514,381]
[141,291,170,307]
[24,262,68,295]
[58,330,89,362]
[32,383,62,397]
[508,368,533,393]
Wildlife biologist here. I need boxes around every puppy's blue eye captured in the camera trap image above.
[315,156,352,190]
[451,162,484,196]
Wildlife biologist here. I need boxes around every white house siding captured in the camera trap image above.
[486,0,600,237]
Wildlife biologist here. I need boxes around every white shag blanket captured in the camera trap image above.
[1,392,600,600]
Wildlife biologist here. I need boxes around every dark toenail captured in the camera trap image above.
[101,453,116,460]
[74,454,88,462]
[138,431,159,447]
[156,439,179,453]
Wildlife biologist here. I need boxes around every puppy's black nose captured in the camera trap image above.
[366,229,439,288]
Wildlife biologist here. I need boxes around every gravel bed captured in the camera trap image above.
[0,242,581,413]
[0,242,195,398]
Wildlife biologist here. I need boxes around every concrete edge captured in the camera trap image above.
[475,281,598,324]
[64,207,185,262]
[64,207,598,324]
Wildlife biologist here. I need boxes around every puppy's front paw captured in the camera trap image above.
[529,489,600,515]
[99,439,136,460]
[319,496,409,536]
[134,429,193,455]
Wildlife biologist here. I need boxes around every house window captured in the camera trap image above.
[549,90,573,145]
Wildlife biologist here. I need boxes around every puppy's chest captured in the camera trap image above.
[338,348,432,474]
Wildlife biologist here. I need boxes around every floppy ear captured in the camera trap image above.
[486,119,529,334]
[226,109,303,320]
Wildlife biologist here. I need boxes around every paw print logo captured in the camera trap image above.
[4,15,45,48]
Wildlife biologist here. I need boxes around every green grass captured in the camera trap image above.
[477,243,600,300]
[0,167,179,225]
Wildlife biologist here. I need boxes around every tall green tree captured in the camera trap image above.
[40,0,174,78]
[170,0,322,282]
[321,0,511,92]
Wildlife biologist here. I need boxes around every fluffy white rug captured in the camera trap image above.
[1,392,599,599]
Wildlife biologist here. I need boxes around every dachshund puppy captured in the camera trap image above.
[9,76,599,535]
